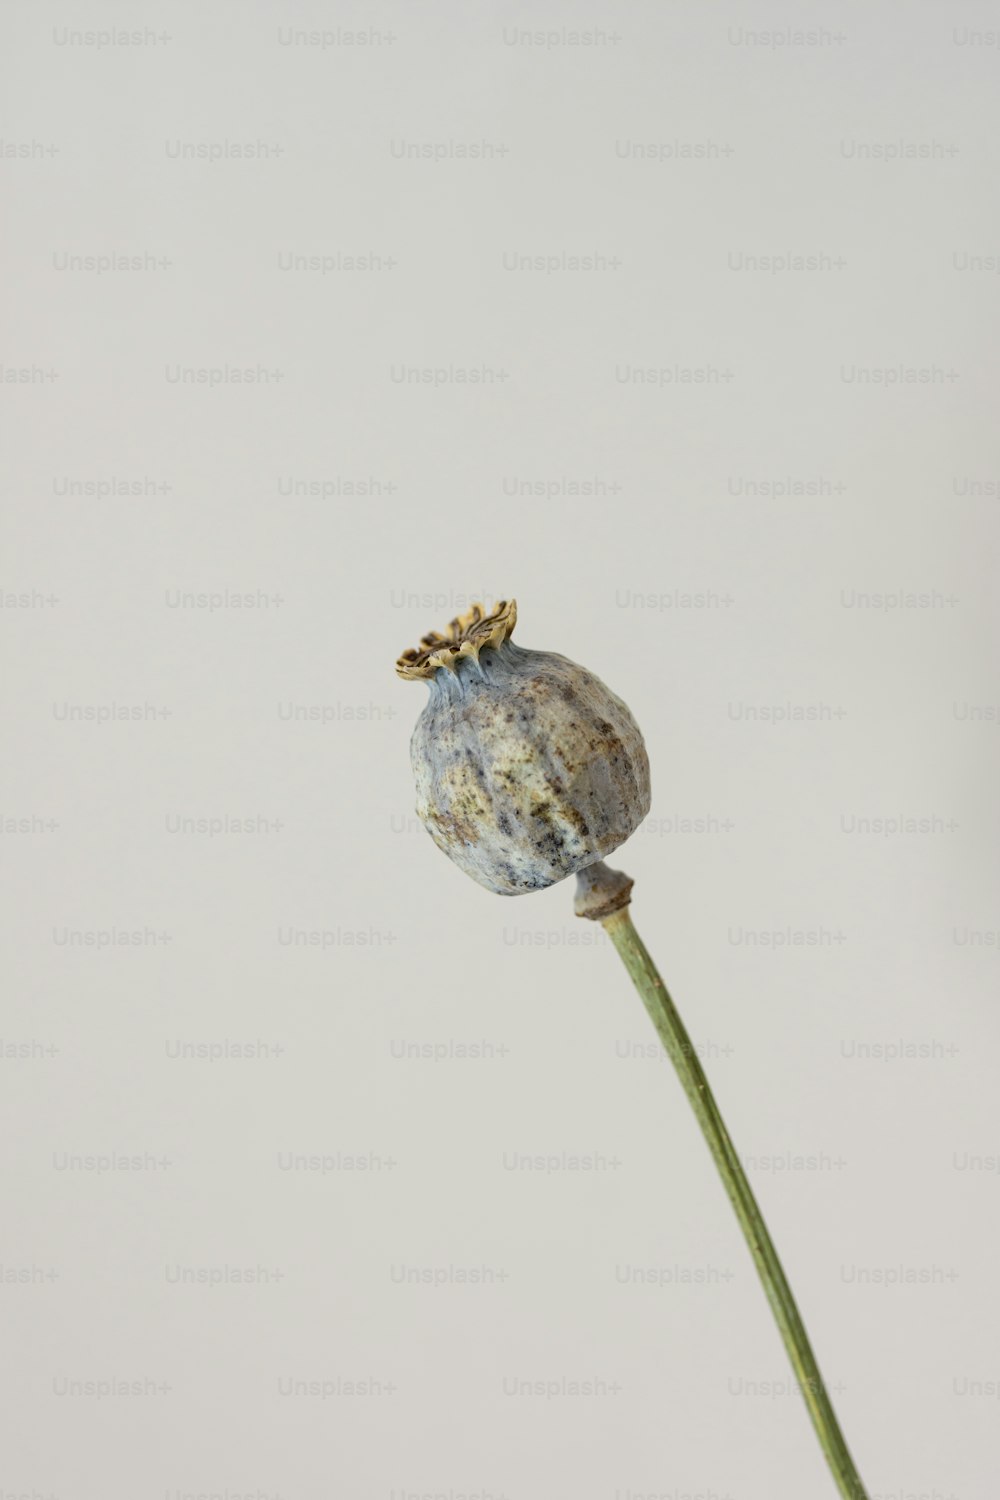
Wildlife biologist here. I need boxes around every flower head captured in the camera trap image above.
[397,599,650,895]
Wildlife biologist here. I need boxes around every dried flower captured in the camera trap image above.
[396,599,650,895]
[394,597,873,1500]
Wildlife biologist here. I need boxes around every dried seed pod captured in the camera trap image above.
[396,600,650,895]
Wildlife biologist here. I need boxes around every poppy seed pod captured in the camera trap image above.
[396,600,651,895]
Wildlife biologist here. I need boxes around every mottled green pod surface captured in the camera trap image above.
[396,600,650,895]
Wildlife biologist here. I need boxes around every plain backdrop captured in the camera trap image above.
[2,3,998,1498]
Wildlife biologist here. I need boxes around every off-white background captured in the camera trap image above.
[2,4,998,1498]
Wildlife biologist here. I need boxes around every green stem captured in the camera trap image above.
[603,903,869,1500]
